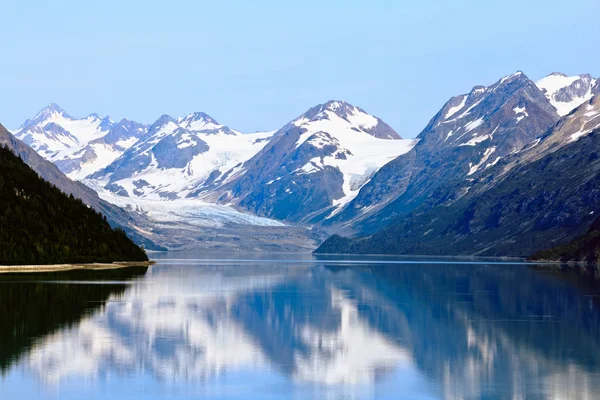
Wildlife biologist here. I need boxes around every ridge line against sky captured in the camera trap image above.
[1,0,599,138]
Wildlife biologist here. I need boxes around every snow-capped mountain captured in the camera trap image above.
[55,118,148,180]
[13,72,599,254]
[317,99,600,257]
[326,71,560,234]
[536,72,599,116]
[209,100,415,223]
[88,112,274,199]
[14,104,112,157]
[12,104,148,180]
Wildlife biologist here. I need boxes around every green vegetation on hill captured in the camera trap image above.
[530,216,600,264]
[0,145,148,265]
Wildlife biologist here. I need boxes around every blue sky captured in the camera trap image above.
[1,0,599,138]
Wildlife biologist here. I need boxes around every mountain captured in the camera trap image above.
[0,144,147,265]
[536,72,599,116]
[88,112,273,199]
[316,95,600,256]
[55,118,148,180]
[13,104,148,179]
[12,72,599,255]
[0,123,162,250]
[325,72,561,234]
[208,100,415,223]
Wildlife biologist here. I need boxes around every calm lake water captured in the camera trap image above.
[2,253,600,400]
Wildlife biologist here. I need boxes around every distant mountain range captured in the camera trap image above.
[8,71,600,260]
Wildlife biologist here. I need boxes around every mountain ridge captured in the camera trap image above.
[315,105,600,256]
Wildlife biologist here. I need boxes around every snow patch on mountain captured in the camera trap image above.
[445,95,468,119]
[68,140,134,180]
[536,73,598,116]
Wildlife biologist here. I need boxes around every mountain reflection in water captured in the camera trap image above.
[1,255,600,400]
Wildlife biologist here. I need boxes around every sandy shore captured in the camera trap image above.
[0,260,155,274]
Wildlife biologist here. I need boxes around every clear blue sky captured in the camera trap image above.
[1,0,599,138]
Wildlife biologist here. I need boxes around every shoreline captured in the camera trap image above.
[0,260,155,274]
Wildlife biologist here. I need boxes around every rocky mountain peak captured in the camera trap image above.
[149,114,177,131]
[20,103,71,130]
[177,111,222,132]
[421,70,554,150]
[38,103,67,117]
[290,100,401,140]
[180,111,218,124]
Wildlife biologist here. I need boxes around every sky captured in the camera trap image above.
[1,0,599,138]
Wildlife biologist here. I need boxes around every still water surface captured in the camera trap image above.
[2,253,600,399]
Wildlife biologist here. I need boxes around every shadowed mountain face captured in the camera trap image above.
[3,257,600,399]
[326,72,561,234]
[316,97,600,257]
[531,215,600,263]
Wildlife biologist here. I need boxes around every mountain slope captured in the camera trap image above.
[316,120,600,257]
[0,144,147,265]
[211,100,414,223]
[530,215,600,264]
[326,72,560,234]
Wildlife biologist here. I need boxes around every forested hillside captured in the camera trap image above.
[0,145,148,265]
[530,216,600,264]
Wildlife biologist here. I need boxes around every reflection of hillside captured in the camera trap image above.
[8,260,600,399]
[18,264,410,387]
[231,273,409,384]
[22,265,287,384]
[0,267,147,374]
[325,263,600,399]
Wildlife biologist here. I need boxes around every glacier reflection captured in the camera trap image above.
[3,257,600,399]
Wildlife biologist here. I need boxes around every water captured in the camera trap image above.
[2,253,600,399]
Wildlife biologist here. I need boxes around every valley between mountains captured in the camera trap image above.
[6,71,600,259]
